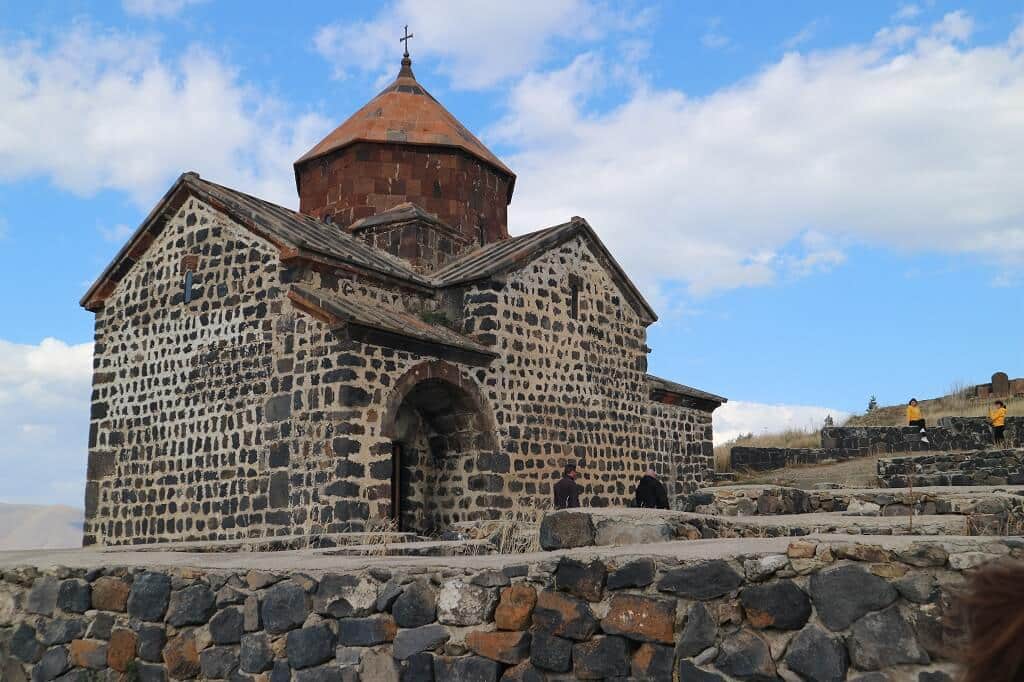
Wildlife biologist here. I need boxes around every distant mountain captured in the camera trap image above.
[0,503,82,550]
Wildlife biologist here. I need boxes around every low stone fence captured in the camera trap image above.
[729,417,1024,473]
[4,536,1016,681]
[878,449,1024,489]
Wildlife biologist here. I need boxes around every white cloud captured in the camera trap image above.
[701,18,730,50]
[0,217,6,239]
[122,0,207,18]
[783,20,819,50]
[497,12,1024,297]
[714,400,851,446]
[894,4,921,21]
[0,24,329,208]
[313,0,647,90]
[0,338,92,506]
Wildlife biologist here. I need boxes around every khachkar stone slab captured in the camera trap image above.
[1,536,1004,680]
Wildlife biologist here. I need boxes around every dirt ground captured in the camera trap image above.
[727,454,888,489]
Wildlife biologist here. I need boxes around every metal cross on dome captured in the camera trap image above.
[400,25,414,58]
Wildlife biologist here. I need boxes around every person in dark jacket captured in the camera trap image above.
[634,469,669,509]
[553,464,580,509]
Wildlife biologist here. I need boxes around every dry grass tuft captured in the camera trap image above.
[361,517,399,557]
[714,428,821,471]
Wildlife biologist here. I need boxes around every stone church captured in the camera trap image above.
[80,51,725,546]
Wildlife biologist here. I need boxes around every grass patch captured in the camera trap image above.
[714,427,821,471]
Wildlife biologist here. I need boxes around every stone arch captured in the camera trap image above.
[380,360,500,533]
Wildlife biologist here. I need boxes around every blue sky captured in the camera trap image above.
[1,0,1022,505]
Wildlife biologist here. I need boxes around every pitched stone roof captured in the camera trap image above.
[647,374,727,411]
[294,58,514,185]
[81,172,432,310]
[432,217,658,324]
[288,284,497,367]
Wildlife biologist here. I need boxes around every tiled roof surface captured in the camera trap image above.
[290,284,496,358]
[295,60,513,178]
[647,374,727,405]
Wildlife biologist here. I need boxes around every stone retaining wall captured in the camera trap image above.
[878,449,1024,489]
[4,537,1016,681]
[730,418,1024,473]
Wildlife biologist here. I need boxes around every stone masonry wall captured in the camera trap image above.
[86,200,713,546]
[3,537,1014,680]
[878,449,1024,488]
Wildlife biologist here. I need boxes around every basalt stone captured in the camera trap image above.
[572,636,630,680]
[239,633,273,673]
[465,630,531,665]
[210,607,245,644]
[897,544,949,568]
[393,581,437,628]
[336,615,397,646]
[108,628,138,672]
[715,629,776,681]
[402,652,435,682]
[600,593,675,644]
[127,572,172,622]
[469,570,510,588]
[658,560,743,600]
[85,612,114,640]
[678,661,727,681]
[531,590,599,641]
[529,630,573,672]
[68,639,108,670]
[437,579,497,626]
[919,672,953,682]
[376,580,404,612]
[393,624,450,660]
[538,512,595,550]
[134,662,169,682]
[163,633,201,680]
[606,559,655,590]
[136,625,166,662]
[432,655,501,682]
[57,580,91,614]
[554,558,605,602]
[167,584,216,626]
[262,581,309,634]
[785,625,848,682]
[848,605,930,670]
[895,573,939,604]
[499,661,544,682]
[314,574,377,618]
[200,646,239,679]
[91,577,130,612]
[809,565,898,631]
[31,646,69,682]
[27,576,60,615]
[494,584,536,631]
[287,624,337,669]
[270,660,291,682]
[41,618,85,645]
[630,643,674,681]
[677,602,717,657]
[739,580,811,630]
[294,665,346,682]
[10,623,44,663]
[2,660,27,682]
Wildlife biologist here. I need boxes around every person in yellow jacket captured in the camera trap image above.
[907,399,925,429]
[989,400,1007,445]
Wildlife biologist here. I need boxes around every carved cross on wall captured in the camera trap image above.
[400,25,414,57]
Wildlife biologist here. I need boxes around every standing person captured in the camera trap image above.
[634,469,669,509]
[990,400,1007,445]
[553,463,580,509]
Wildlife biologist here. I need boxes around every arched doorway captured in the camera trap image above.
[381,361,497,534]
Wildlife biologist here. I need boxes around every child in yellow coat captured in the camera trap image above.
[990,400,1007,445]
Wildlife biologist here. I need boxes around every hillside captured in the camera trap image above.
[845,393,1024,427]
[0,503,82,550]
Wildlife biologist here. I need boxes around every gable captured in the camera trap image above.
[432,218,657,325]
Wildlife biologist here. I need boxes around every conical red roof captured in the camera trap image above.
[295,58,514,179]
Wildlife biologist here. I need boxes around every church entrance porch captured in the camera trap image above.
[381,361,498,534]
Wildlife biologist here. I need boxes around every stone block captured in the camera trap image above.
[91,577,130,612]
[808,564,897,631]
[393,581,437,628]
[127,572,172,622]
[261,581,309,634]
[56,580,91,614]
[393,624,450,660]
[494,583,536,631]
[600,593,675,644]
[606,559,656,590]
[166,584,216,626]
[432,655,502,682]
[163,633,200,680]
[554,558,606,602]
[848,605,930,670]
[465,630,531,665]
[631,643,674,680]
[538,512,595,550]
[715,629,775,680]
[785,625,848,682]
[336,615,397,646]
[107,628,137,672]
[287,624,337,669]
[200,645,238,679]
[531,590,599,641]
[27,576,59,616]
[676,602,716,657]
[68,639,108,669]
[437,579,497,626]
[739,580,811,630]
[529,630,573,672]
[572,635,630,680]
[658,560,742,600]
